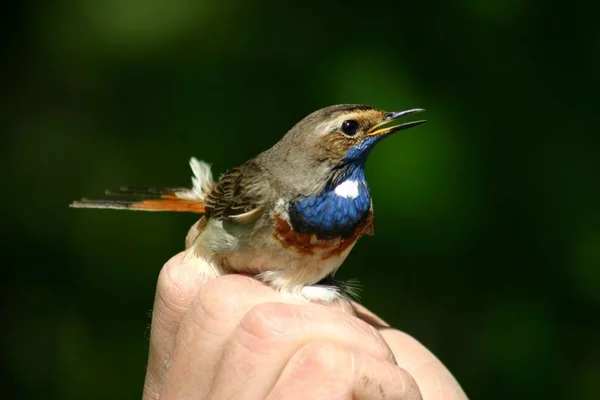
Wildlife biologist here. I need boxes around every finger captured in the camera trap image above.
[206,302,396,399]
[380,329,467,400]
[159,274,285,399]
[351,303,467,399]
[185,218,204,249]
[266,340,422,400]
[143,251,207,400]
[352,301,390,328]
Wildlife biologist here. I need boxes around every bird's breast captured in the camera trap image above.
[270,174,373,260]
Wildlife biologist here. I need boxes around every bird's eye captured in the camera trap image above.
[341,120,360,136]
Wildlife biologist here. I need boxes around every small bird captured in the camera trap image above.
[71,105,425,302]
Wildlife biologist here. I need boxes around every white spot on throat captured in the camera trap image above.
[334,180,359,199]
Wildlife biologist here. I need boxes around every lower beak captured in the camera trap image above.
[367,108,426,137]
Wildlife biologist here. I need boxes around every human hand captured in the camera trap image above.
[143,252,466,399]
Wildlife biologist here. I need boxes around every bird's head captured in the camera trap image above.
[305,104,425,164]
[264,104,426,194]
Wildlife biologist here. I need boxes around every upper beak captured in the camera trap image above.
[367,108,426,137]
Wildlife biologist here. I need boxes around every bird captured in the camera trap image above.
[71,104,426,302]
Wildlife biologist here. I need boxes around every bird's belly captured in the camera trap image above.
[224,226,355,288]
[189,211,371,300]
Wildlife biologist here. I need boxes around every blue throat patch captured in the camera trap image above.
[289,138,378,239]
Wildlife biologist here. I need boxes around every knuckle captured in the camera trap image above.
[190,274,257,322]
[291,340,354,379]
[239,302,298,341]
[156,253,195,308]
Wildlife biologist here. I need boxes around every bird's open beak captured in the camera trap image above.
[366,108,426,137]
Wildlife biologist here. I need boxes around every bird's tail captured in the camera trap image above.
[70,158,214,214]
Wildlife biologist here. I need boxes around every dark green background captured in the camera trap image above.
[3,1,599,398]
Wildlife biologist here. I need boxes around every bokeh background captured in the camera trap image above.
[2,0,599,398]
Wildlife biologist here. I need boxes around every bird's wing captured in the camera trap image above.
[204,161,268,223]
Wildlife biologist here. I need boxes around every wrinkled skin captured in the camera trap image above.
[143,225,467,399]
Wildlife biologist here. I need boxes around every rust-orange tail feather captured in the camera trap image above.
[70,186,206,213]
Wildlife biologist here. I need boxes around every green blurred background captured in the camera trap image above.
[2,0,599,398]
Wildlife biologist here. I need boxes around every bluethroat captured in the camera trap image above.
[71,105,426,302]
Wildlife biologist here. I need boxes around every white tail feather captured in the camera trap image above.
[175,157,215,202]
